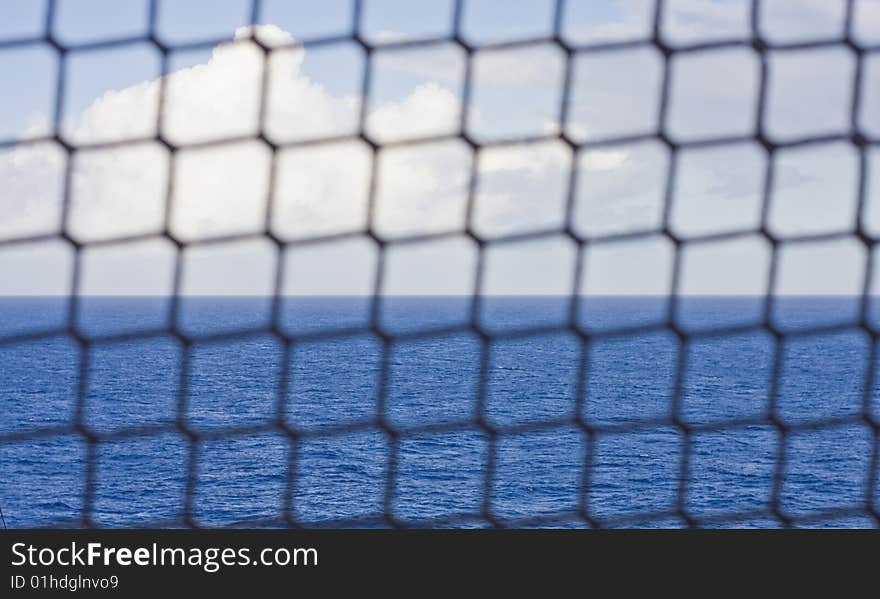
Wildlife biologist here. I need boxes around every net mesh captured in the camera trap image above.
[0,0,879,528]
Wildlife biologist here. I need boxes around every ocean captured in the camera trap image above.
[1,296,878,528]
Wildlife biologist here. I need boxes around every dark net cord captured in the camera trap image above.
[0,0,878,529]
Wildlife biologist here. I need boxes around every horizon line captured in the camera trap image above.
[0,293,874,298]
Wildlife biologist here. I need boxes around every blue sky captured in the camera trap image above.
[0,0,878,296]
[0,0,648,140]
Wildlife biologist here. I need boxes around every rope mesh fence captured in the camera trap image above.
[0,0,879,528]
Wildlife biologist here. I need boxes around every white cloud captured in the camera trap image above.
[758,0,849,42]
[0,8,876,296]
[367,81,461,141]
[662,0,752,43]
[0,141,65,240]
[562,0,655,44]
[70,142,169,240]
[373,139,472,238]
[272,140,372,240]
[473,141,571,238]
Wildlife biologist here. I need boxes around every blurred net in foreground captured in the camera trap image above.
[0,0,879,528]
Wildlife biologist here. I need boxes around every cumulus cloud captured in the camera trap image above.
[0,7,877,296]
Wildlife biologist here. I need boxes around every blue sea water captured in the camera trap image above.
[1,296,878,528]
